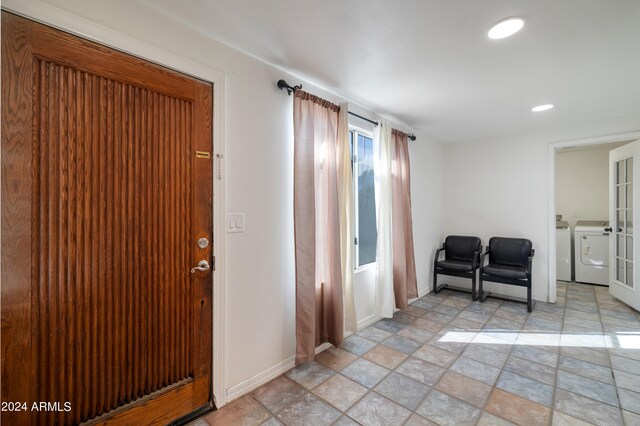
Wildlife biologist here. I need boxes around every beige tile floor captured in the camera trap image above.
[193,282,640,425]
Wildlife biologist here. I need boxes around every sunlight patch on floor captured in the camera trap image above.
[439,330,640,349]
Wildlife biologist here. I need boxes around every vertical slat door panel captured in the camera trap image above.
[1,12,213,425]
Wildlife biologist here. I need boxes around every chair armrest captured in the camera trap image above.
[528,249,535,273]
[433,244,446,267]
[479,247,490,269]
[472,246,482,269]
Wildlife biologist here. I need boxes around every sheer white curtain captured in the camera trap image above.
[374,121,395,318]
[337,103,357,333]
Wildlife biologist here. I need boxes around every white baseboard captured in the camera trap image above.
[417,286,431,298]
[225,355,294,403]
[357,313,381,330]
[406,286,431,306]
[315,342,334,354]
[224,342,334,404]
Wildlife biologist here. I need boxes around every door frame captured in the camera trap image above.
[547,131,640,303]
[2,1,228,408]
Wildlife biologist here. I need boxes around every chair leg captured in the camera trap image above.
[527,283,533,312]
[433,271,440,293]
[471,274,478,301]
[478,275,490,302]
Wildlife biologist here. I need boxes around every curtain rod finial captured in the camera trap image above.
[277,79,302,95]
[408,134,417,141]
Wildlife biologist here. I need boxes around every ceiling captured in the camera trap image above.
[53,0,640,143]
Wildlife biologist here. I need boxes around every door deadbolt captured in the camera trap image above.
[197,237,209,249]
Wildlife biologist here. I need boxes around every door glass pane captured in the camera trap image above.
[627,261,634,288]
[627,157,633,183]
[617,160,624,185]
[357,134,376,266]
[627,184,633,208]
[618,235,625,258]
[617,258,625,282]
[627,236,633,261]
[617,185,624,209]
[617,210,625,232]
[628,211,634,234]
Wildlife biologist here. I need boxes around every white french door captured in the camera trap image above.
[609,140,639,309]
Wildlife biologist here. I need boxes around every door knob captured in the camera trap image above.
[604,227,612,232]
[190,260,210,273]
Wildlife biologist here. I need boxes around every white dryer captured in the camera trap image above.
[574,220,610,286]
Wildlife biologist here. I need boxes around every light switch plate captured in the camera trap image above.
[227,213,245,233]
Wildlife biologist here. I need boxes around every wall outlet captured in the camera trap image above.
[227,213,245,233]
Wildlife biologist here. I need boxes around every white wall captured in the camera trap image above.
[9,0,444,404]
[410,139,444,297]
[441,136,549,300]
[440,116,640,302]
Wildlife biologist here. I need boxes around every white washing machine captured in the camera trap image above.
[574,220,610,286]
[556,221,571,281]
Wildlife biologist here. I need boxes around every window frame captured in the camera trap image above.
[349,125,377,271]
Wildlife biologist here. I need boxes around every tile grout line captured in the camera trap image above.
[596,283,627,426]
[398,289,457,426]
[557,283,625,424]
[548,281,569,426]
[213,282,638,426]
[344,289,464,425]
[414,290,490,424]
[413,290,492,426]
[475,290,530,426]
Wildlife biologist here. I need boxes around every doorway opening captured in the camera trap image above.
[548,133,640,304]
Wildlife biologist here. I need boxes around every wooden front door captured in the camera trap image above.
[1,12,214,425]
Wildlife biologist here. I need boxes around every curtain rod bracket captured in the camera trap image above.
[277,79,302,95]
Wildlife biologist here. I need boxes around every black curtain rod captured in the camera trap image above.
[348,111,378,127]
[349,112,416,140]
[277,79,416,141]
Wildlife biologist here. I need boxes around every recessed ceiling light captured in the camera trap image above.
[488,17,525,39]
[532,104,554,112]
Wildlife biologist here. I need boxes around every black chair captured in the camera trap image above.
[433,236,482,300]
[479,237,535,312]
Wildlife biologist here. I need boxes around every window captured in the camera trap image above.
[350,128,377,267]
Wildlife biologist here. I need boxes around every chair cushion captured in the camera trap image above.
[488,237,532,268]
[483,264,528,280]
[437,259,475,272]
[444,235,481,262]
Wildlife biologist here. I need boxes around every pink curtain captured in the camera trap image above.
[391,129,418,309]
[293,90,344,365]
